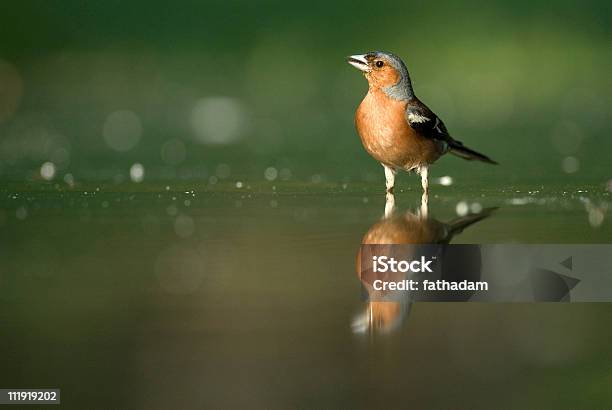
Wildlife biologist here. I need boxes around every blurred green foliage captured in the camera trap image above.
[0,0,610,185]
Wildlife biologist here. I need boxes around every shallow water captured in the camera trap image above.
[0,182,610,408]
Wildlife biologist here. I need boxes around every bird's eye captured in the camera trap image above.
[375,61,384,68]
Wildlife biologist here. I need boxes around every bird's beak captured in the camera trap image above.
[347,54,370,72]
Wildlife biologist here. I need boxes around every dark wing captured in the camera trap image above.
[405,104,451,143]
[405,102,498,164]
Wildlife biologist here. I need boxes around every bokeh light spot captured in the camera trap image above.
[190,97,246,145]
[456,201,469,216]
[588,209,604,227]
[130,163,145,182]
[561,156,579,174]
[63,173,75,187]
[40,162,56,180]
[103,110,142,152]
[437,176,453,186]
[166,205,178,216]
[264,166,278,181]
[279,168,292,181]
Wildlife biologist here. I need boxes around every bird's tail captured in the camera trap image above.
[447,207,498,236]
[449,141,498,164]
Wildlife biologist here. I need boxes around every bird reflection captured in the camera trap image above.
[352,193,496,335]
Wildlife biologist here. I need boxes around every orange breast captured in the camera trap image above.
[355,91,442,169]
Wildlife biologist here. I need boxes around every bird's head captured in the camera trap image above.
[347,51,413,100]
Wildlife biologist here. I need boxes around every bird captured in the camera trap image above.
[352,193,496,334]
[361,193,496,246]
[348,51,497,194]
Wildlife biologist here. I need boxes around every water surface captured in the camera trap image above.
[0,182,610,408]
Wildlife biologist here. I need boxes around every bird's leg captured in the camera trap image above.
[419,165,429,194]
[418,165,429,218]
[420,191,429,219]
[383,164,396,193]
[384,192,396,219]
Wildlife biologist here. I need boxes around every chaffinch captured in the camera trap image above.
[353,193,496,333]
[348,51,497,194]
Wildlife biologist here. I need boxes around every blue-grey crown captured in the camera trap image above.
[367,51,414,101]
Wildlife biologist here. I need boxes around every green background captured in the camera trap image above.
[1,0,610,186]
